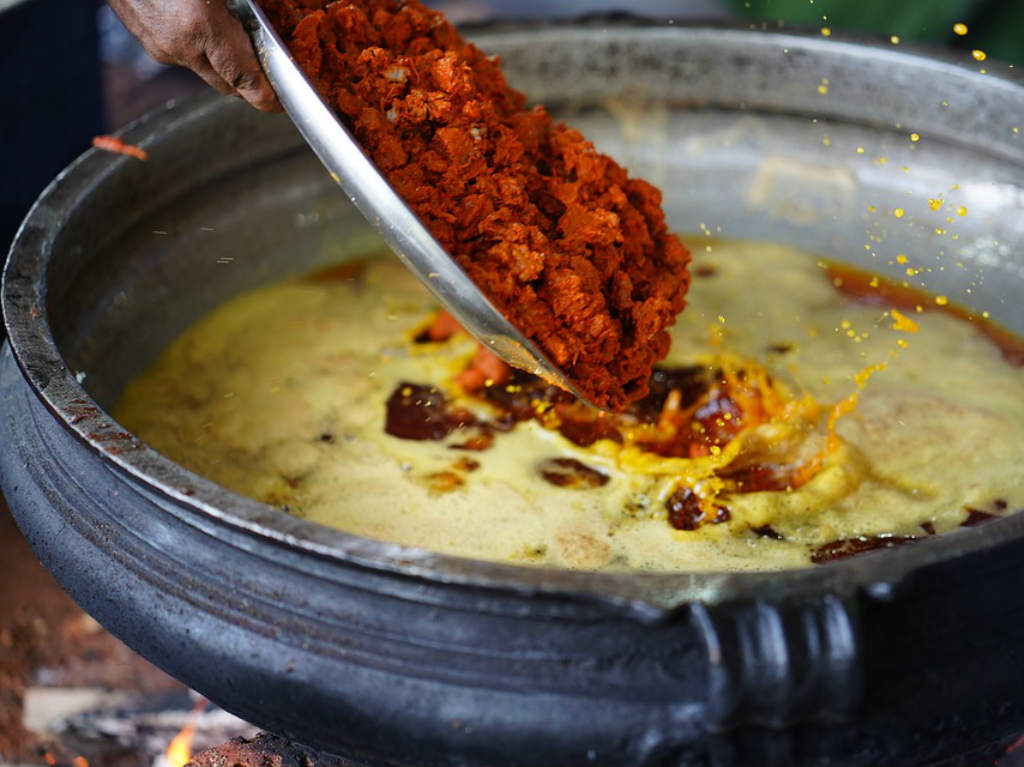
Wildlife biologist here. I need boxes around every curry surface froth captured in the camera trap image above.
[115,240,1024,571]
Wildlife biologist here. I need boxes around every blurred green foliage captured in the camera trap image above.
[730,0,1024,66]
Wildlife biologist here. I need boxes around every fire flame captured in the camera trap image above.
[41,753,89,767]
[162,696,207,767]
[164,723,196,767]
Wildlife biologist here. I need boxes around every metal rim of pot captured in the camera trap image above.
[4,19,1024,617]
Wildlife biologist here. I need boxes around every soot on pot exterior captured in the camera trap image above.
[3,20,1024,767]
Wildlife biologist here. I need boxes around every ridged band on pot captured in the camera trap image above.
[692,595,860,729]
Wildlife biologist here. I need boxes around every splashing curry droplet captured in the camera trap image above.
[826,362,887,451]
[891,309,920,334]
[823,311,918,451]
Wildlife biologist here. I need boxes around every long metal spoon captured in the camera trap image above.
[226,0,594,405]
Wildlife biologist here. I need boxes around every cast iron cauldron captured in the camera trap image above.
[3,21,1024,767]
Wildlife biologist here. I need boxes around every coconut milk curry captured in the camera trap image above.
[116,241,1024,571]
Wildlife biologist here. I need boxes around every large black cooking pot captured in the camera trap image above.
[4,21,1024,766]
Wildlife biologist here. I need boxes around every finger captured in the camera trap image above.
[207,10,282,112]
[190,51,236,97]
[235,68,282,113]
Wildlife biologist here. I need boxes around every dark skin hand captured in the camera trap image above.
[107,0,282,112]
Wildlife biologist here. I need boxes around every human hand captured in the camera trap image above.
[106,0,281,112]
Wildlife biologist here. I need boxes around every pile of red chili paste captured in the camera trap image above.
[261,0,692,411]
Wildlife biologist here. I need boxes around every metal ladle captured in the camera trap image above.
[226,0,594,406]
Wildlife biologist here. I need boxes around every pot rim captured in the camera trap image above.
[5,20,1024,615]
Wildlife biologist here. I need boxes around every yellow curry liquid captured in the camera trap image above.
[115,240,1024,571]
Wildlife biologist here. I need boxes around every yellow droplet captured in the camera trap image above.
[856,146,865,154]
[906,267,919,276]
[934,227,946,235]
[718,314,726,324]
[894,208,905,218]
[890,35,900,44]
[868,204,877,212]
[896,254,908,264]
[891,309,919,334]
[853,362,887,388]
[897,338,908,348]
[953,22,968,36]
[972,49,987,62]
[841,319,852,329]
[821,26,831,36]
[928,198,943,211]
[935,295,949,306]
[915,305,924,313]
[818,84,829,95]
[869,277,880,288]
[910,132,920,142]
[1013,127,1020,135]
[822,136,832,146]
[983,311,991,319]
[955,206,967,217]
[875,157,888,165]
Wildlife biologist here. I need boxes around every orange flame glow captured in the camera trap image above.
[164,722,196,767]
[163,696,208,767]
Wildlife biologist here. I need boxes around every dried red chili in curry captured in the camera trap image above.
[261,0,691,411]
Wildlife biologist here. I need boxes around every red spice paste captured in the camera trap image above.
[92,135,148,161]
[261,0,691,410]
